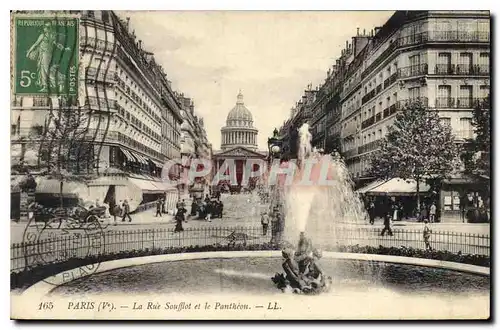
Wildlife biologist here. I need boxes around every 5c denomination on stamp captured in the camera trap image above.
[13,14,79,97]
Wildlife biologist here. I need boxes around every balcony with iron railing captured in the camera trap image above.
[341,74,362,99]
[361,89,377,105]
[80,36,116,53]
[361,115,375,130]
[342,147,359,159]
[361,29,490,80]
[398,63,429,78]
[84,96,117,110]
[433,64,490,76]
[383,72,398,89]
[397,97,429,110]
[85,67,117,84]
[358,139,382,154]
[435,97,485,109]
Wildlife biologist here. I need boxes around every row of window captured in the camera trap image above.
[116,74,163,124]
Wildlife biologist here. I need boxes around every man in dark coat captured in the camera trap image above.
[380,211,393,236]
[155,198,162,217]
[121,200,132,222]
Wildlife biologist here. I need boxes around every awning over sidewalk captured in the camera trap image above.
[129,177,164,193]
[150,159,164,168]
[365,178,430,196]
[130,151,148,165]
[120,148,136,162]
[35,178,90,200]
[356,180,386,194]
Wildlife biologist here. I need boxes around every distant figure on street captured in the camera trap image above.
[368,199,375,225]
[174,208,185,233]
[112,201,122,225]
[155,198,162,217]
[380,211,393,236]
[423,219,432,250]
[161,197,166,214]
[121,200,132,222]
[420,202,428,222]
[429,202,437,223]
[261,211,269,236]
[392,202,400,222]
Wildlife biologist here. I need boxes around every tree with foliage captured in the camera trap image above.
[37,97,103,208]
[369,100,460,210]
[463,95,490,178]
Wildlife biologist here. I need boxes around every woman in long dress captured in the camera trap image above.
[26,22,71,93]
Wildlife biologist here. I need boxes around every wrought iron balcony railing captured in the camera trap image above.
[398,63,429,78]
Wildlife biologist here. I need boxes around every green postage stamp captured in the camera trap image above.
[13,14,79,97]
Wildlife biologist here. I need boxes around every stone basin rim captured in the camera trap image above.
[22,250,490,298]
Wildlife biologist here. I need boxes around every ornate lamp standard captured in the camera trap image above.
[267,128,285,246]
[267,128,283,165]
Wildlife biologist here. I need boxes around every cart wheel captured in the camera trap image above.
[86,215,99,223]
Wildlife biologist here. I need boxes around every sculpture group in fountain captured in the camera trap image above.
[272,232,332,295]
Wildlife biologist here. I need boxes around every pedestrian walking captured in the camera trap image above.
[420,202,428,222]
[392,202,399,222]
[429,202,437,223]
[155,198,162,217]
[368,200,375,225]
[121,200,132,222]
[161,197,167,214]
[423,219,432,250]
[261,211,269,236]
[112,202,122,225]
[380,211,393,236]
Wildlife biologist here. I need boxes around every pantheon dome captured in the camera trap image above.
[221,92,258,151]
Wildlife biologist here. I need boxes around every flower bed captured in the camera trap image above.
[10,243,489,290]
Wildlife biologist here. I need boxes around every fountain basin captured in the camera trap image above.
[14,251,489,320]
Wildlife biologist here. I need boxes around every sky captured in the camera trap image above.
[122,11,394,151]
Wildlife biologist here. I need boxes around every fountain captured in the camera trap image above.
[271,123,368,294]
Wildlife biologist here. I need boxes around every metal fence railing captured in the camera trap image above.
[11,226,490,273]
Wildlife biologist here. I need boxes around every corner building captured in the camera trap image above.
[279,10,490,221]
[11,10,185,214]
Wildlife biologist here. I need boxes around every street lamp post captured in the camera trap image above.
[267,128,285,246]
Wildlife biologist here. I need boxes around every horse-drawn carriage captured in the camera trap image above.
[32,203,108,228]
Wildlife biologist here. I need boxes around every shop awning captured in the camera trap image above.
[365,178,430,196]
[120,148,136,162]
[35,178,89,198]
[150,159,164,168]
[129,177,164,193]
[130,151,148,165]
[356,180,386,194]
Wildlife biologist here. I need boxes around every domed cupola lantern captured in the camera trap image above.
[220,90,259,151]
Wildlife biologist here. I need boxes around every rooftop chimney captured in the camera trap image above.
[363,28,366,36]
[357,27,360,36]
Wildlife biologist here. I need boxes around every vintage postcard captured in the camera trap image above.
[10,10,491,320]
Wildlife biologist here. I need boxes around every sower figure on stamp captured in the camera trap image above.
[26,22,71,93]
[121,200,132,222]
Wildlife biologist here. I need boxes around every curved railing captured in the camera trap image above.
[11,225,489,273]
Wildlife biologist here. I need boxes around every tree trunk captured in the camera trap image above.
[60,180,64,209]
[416,178,420,214]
